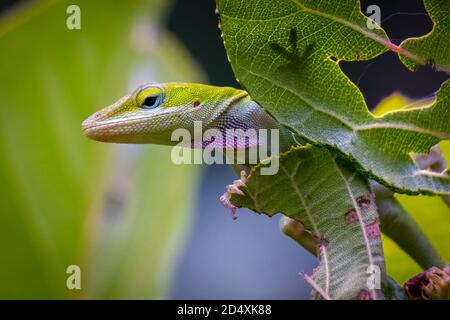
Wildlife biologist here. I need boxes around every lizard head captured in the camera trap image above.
[82,82,240,145]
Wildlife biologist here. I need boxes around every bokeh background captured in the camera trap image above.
[0,0,448,299]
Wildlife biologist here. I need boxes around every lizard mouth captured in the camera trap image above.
[81,104,201,143]
[81,121,112,142]
[81,113,178,143]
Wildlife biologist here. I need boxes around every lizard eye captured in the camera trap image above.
[142,95,159,109]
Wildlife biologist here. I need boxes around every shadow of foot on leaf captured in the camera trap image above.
[269,28,314,85]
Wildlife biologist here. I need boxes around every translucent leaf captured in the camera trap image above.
[373,93,450,284]
[217,0,450,195]
[231,146,386,299]
[399,0,450,72]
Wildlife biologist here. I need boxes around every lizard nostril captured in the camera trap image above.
[82,112,103,131]
[81,118,91,130]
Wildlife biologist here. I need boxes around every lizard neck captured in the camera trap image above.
[205,93,297,152]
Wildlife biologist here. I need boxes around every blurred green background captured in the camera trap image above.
[0,0,205,299]
[0,0,448,299]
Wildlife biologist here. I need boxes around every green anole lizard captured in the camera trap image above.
[82,82,445,270]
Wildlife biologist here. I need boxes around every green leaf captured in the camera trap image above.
[0,0,203,298]
[373,94,450,284]
[399,0,450,72]
[231,146,386,299]
[217,0,450,195]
